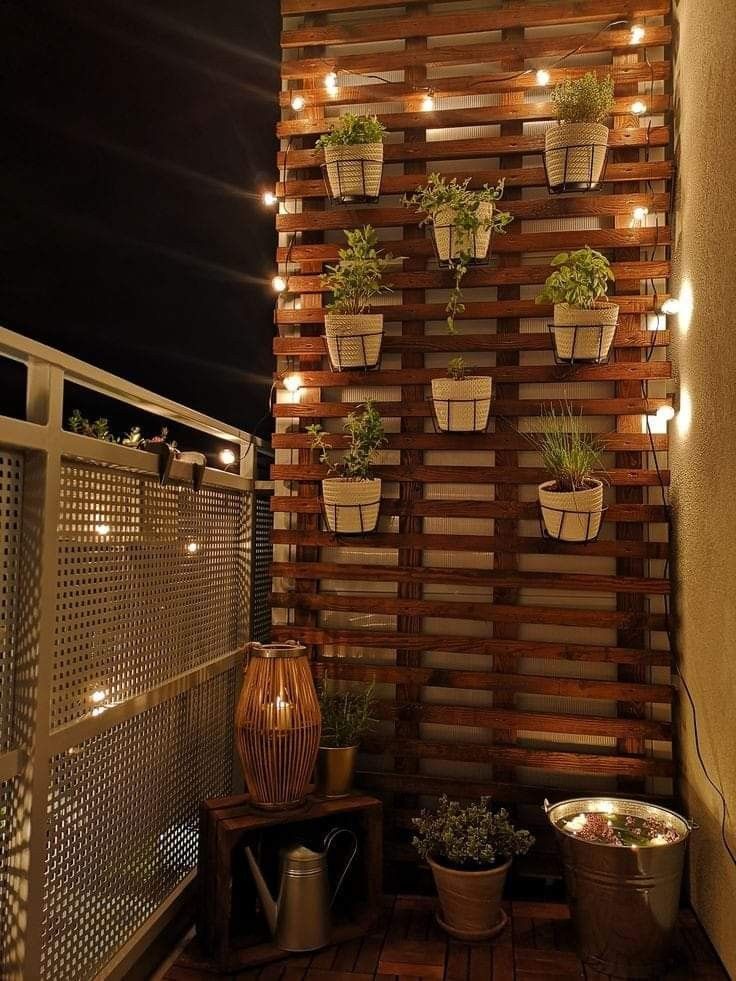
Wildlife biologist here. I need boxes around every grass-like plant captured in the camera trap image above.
[536,247,615,309]
[323,226,397,315]
[315,113,386,148]
[318,675,376,747]
[551,72,615,124]
[528,403,606,492]
[412,796,534,870]
[307,401,386,480]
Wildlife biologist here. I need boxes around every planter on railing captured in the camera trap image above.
[538,478,605,542]
[431,376,492,433]
[321,477,381,535]
[549,301,619,363]
[322,144,384,203]
[324,313,383,370]
[544,122,609,194]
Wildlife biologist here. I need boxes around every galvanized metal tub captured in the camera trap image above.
[545,797,692,979]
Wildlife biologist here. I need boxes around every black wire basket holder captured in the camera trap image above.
[538,502,608,543]
[431,223,495,269]
[325,327,383,372]
[543,141,610,195]
[428,391,493,434]
[547,322,617,366]
[320,496,381,538]
[320,156,383,205]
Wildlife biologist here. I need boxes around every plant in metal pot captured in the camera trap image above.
[316,112,386,201]
[528,403,607,542]
[307,401,386,535]
[413,796,534,940]
[316,675,376,798]
[322,226,398,370]
[545,72,614,192]
[536,246,618,362]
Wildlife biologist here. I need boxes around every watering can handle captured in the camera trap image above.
[323,827,358,909]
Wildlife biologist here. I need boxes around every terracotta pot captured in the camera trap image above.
[552,302,619,362]
[322,477,381,534]
[316,744,358,798]
[538,478,604,542]
[323,143,383,201]
[324,313,383,370]
[432,201,493,263]
[544,122,609,191]
[428,855,511,940]
[431,376,492,432]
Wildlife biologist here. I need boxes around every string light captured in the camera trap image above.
[94,522,110,536]
[90,689,108,705]
[420,90,435,112]
[272,275,287,293]
[633,206,649,223]
[219,448,237,467]
[282,373,303,394]
[324,71,338,94]
[661,298,681,316]
[290,94,305,111]
[262,190,278,207]
[186,542,200,554]
[656,405,676,423]
[630,99,647,115]
[630,24,646,44]
[536,68,551,86]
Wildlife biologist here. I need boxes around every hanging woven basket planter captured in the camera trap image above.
[550,301,619,363]
[324,312,384,370]
[321,477,382,535]
[431,376,492,433]
[432,202,494,266]
[322,143,384,203]
[538,478,605,543]
[544,122,609,194]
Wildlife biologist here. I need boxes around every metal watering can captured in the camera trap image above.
[244,827,358,952]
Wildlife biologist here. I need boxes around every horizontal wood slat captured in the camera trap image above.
[271,464,669,486]
[274,397,670,418]
[271,431,668,452]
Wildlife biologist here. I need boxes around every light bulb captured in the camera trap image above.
[630,24,646,44]
[420,91,435,112]
[186,542,200,554]
[262,190,278,207]
[95,522,110,536]
[633,206,649,222]
[272,275,287,293]
[536,68,551,86]
[324,71,338,93]
[283,373,303,393]
[661,297,681,315]
[219,448,237,467]
[90,689,108,705]
[290,95,305,111]
[630,100,647,115]
[656,404,676,423]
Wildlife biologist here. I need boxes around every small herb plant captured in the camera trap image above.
[318,675,377,747]
[307,401,386,480]
[447,356,468,381]
[413,796,534,870]
[323,226,397,315]
[403,174,513,333]
[528,403,606,492]
[316,113,386,148]
[536,247,615,310]
[551,72,615,124]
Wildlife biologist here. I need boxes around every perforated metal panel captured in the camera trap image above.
[0,776,16,972]
[41,667,237,981]
[53,462,248,729]
[251,492,273,644]
[0,452,23,752]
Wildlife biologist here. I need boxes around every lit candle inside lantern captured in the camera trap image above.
[264,693,293,730]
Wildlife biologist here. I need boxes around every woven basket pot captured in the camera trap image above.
[544,122,609,191]
[322,477,381,534]
[323,143,383,200]
[324,313,383,370]
[431,376,492,432]
[428,856,511,941]
[552,302,619,361]
[432,201,493,263]
[538,478,604,542]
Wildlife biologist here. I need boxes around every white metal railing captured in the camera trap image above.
[0,326,264,980]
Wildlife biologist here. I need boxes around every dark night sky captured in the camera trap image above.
[1,0,280,438]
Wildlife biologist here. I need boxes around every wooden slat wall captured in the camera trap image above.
[272,0,673,871]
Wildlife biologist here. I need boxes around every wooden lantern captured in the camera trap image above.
[235,641,321,810]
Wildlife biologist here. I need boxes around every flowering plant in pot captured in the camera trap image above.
[316,676,376,798]
[322,226,398,370]
[307,401,386,535]
[529,403,607,542]
[316,113,386,202]
[536,246,618,362]
[545,72,614,192]
[413,796,533,940]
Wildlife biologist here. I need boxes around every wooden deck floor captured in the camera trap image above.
[165,898,728,981]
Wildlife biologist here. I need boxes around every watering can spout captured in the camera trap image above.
[244,845,278,934]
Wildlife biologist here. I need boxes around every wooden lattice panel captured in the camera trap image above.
[272,0,673,865]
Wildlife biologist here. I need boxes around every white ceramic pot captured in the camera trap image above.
[431,376,492,432]
[322,477,381,534]
[538,478,604,542]
[544,122,609,191]
[323,143,383,201]
[324,313,383,370]
[432,201,493,263]
[552,302,619,361]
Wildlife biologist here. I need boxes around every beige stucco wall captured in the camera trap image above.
[670,1,736,974]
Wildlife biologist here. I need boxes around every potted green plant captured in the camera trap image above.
[307,401,386,534]
[316,676,376,798]
[544,72,614,192]
[413,796,533,940]
[322,226,397,370]
[536,246,618,361]
[431,356,492,433]
[529,403,607,542]
[316,112,386,202]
